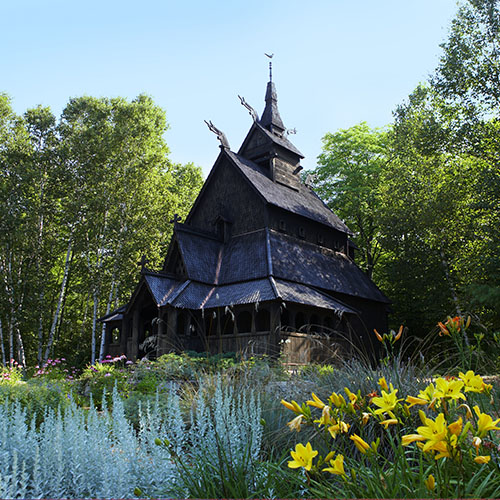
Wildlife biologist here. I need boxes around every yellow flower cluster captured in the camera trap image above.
[402,372,498,464]
[281,368,497,489]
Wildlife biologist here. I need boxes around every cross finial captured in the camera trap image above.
[137,254,149,273]
[170,213,182,225]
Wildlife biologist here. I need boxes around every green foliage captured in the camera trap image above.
[310,122,388,278]
[0,380,73,426]
[0,94,203,368]
[76,362,128,407]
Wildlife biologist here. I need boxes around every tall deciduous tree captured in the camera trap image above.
[0,93,203,366]
[311,123,389,278]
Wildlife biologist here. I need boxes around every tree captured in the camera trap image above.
[0,93,203,366]
[310,123,389,278]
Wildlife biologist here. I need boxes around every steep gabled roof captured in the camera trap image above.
[226,150,351,234]
[238,121,304,159]
[175,226,223,284]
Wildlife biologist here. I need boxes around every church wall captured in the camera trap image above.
[188,159,267,236]
[327,291,388,361]
[269,206,348,253]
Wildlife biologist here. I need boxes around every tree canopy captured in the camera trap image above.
[0,94,203,366]
[309,0,500,338]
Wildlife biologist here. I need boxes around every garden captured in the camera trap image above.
[1,316,500,498]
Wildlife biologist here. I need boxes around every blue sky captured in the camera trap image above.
[2,0,458,176]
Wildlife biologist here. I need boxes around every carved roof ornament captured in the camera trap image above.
[204,120,230,150]
[238,95,258,122]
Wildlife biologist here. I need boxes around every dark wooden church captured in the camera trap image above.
[100,76,390,364]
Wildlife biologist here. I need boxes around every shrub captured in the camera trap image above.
[75,362,129,408]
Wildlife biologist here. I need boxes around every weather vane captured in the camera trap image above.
[265,52,274,81]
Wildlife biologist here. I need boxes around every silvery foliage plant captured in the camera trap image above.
[0,386,180,499]
[0,378,263,499]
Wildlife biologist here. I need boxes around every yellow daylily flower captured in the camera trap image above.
[379,418,398,429]
[378,377,389,391]
[473,406,500,437]
[405,395,429,408]
[288,442,318,471]
[287,414,304,432]
[415,383,439,408]
[362,412,371,425]
[371,388,401,415]
[424,474,435,491]
[459,370,485,393]
[417,413,448,452]
[328,421,350,439]
[434,377,466,401]
[281,399,302,414]
[344,387,357,403]
[307,392,326,409]
[350,434,370,454]
[448,417,463,436]
[323,454,345,477]
[329,392,346,408]
[474,455,491,464]
[401,433,426,446]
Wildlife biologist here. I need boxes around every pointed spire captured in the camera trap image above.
[260,79,285,135]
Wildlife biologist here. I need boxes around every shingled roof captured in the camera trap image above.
[166,226,388,304]
[226,150,351,234]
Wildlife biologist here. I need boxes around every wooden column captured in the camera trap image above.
[166,308,178,352]
[121,314,130,357]
[156,308,167,357]
[130,309,140,361]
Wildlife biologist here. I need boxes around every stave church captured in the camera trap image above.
[100,72,390,364]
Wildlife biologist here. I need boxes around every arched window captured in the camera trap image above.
[295,312,307,330]
[280,309,291,328]
[323,316,333,333]
[177,311,186,336]
[237,311,252,333]
[222,311,234,335]
[310,314,319,327]
[255,309,270,332]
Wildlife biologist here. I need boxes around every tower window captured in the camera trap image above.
[298,226,305,238]
[317,233,324,244]
[279,219,286,232]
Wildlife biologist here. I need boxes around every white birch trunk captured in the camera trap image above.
[91,287,99,365]
[98,279,116,361]
[44,236,73,362]
[15,324,26,367]
[8,317,13,366]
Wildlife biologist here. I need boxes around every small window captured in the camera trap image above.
[298,226,305,238]
[279,219,286,232]
[317,233,324,244]
[111,328,120,344]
